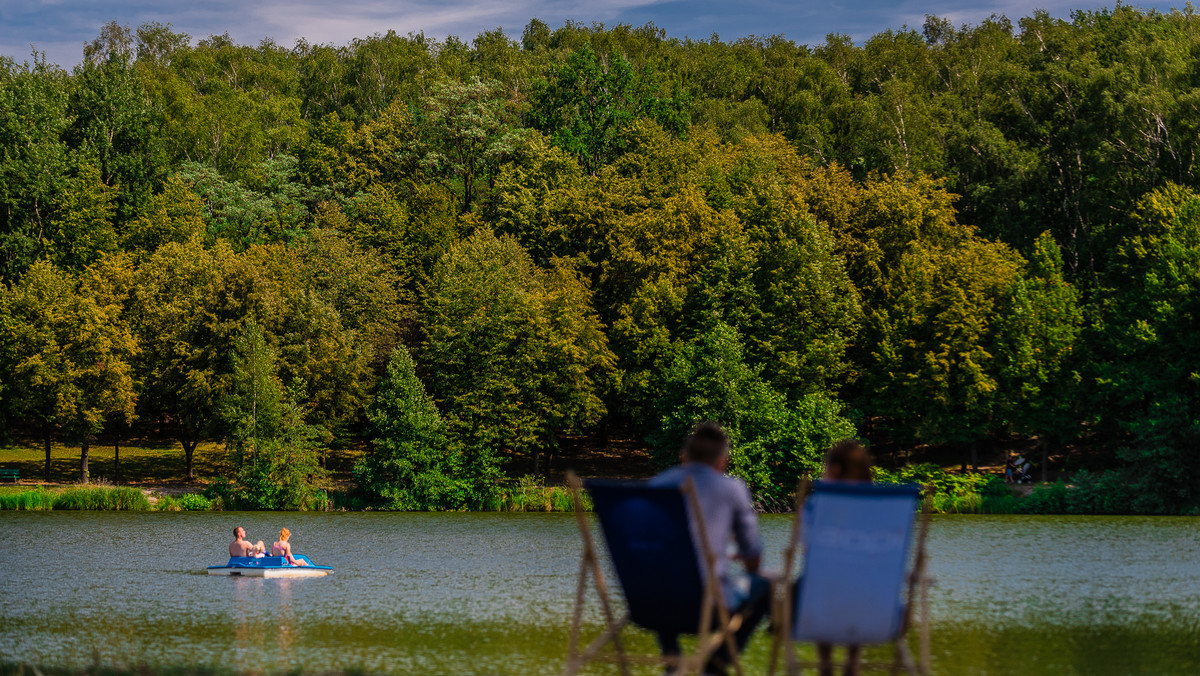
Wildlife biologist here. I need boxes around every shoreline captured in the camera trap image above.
[1,482,1192,516]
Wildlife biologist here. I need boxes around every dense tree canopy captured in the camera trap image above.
[2,7,1199,509]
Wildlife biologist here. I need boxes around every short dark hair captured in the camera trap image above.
[684,421,730,465]
[824,439,873,481]
[233,527,241,537]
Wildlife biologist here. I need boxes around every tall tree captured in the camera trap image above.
[422,229,613,483]
[355,347,462,510]
[2,261,137,482]
[1089,184,1200,510]
[530,44,690,173]
[0,56,72,281]
[411,77,523,211]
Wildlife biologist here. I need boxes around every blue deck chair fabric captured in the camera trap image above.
[585,479,706,635]
[792,482,922,645]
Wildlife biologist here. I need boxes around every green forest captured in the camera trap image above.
[1,6,1197,513]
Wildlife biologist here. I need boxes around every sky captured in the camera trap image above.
[0,0,1183,69]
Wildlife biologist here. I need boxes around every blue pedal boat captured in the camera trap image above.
[207,555,333,578]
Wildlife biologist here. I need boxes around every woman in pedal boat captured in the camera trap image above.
[271,527,309,566]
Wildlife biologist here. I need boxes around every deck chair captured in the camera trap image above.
[768,481,931,676]
[562,471,748,676]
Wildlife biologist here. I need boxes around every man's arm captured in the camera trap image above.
[741,553,761,575]
[731,480,764,574]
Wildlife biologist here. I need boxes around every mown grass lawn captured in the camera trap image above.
[0,439,363,485]
[0,439,228,484]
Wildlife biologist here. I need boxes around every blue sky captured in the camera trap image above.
[0,1,1182,68]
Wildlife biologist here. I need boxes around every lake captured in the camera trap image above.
[1,512,1198,674]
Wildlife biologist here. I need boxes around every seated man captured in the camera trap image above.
[648,421,771,675]
[229,526,267,558]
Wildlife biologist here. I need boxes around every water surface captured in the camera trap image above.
[1,512,1198,674]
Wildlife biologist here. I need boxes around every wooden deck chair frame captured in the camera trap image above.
[562,470,748,676]
[767,480,933,676]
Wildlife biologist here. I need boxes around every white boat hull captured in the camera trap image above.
[207,567,330,578]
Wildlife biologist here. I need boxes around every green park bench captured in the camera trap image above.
[0,468,19,482]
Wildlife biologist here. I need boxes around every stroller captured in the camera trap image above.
[1014,456,1034,484]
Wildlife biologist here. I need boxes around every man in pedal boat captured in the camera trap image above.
[229,526,267,557]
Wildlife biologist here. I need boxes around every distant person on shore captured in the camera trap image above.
[229,527,267,557]
[1005,454,1016,483]
[271,528,308,566]
[813,439,874,676]
[648,421,770,676]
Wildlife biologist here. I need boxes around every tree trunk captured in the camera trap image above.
[43,427,52,482]
[114,426,121,483]
[80,438,90,484]
[182,438,197,482]
[532,448,540,478]
[970,441,979,472]
[1040,439,1049,483]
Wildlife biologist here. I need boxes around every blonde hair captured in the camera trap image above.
[279,527,291,541]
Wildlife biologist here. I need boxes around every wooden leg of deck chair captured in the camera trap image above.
[566,471,631,676]
[769,480,809,676]
[767,591,784,676]
[891,503,931,676]
[785,643,800,676]
[586,531,630,675]
[686,575,716,676]
[576,614,631,663]
[918,567,931,675]
[894,641,917,676]
[713,594,745,676]
[564,474,592,676]
[562,557,590,676]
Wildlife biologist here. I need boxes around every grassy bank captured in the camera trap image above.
[875,463,1197,516]
[0,470,1172,515]
[2,448,1147,516]
[0,483,586,513]
[0,486,153,511]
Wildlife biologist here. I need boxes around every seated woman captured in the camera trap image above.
[813,439,874,676]
[271,527,308,566]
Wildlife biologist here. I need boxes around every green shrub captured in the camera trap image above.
[232,438,328,510]
[1065,470,1137,514]
[155,493,214,511]
[1018,480,1070,514]
[155,495,182,511]
[980,493,1022,514]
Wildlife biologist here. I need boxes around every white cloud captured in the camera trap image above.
[0,0,1182,67]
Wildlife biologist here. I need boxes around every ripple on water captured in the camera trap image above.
[2,511,1199,674]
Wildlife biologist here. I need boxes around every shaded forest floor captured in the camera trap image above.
[0,429,1093,492]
